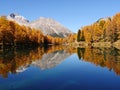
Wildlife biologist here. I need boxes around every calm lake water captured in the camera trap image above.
[0,46,120,90]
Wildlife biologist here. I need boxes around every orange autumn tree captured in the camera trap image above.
[0,16,14,45]
[0,16,66,47]
[77,12,120,43]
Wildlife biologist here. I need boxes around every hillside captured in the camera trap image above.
[76,12,120,48]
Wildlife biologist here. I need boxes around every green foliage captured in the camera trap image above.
[77,30,85,42]
[80,31,85,41]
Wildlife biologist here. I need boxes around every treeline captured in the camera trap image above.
[0,16,66,48]
[77,12,120,44]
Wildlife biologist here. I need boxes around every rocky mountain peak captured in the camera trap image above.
[9,13,16,18]
[7,13,73,37]
[30,17,72,37]
[7,13,29,25]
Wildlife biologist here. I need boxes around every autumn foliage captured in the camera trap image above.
[1,45,120,78]
[77,12,120,44]
[77,47,120,76]
[0,45,66,78]
[0,16,65,47]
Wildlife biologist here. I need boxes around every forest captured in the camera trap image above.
[1,12,120,48]
[77,12,120,45]
[0,16,70,48]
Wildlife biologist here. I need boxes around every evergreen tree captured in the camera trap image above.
[81,31,85,41]
[77,29,81,42]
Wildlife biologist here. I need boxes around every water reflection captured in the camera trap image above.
[0,46,120,78]
[77,47,120,76]
[0,45,72,78]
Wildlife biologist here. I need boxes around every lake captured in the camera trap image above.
[0,46,120,90]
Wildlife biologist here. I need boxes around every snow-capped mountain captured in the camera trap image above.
[7,13,29,26]
[7,13,73,37]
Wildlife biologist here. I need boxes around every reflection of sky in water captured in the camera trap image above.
[0,54,120,90]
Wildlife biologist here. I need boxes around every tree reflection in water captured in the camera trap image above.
[0,46,120,78]
[0,45,71,78]
[77,47,120,76]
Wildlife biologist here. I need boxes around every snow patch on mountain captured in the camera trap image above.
[7,13,73,37]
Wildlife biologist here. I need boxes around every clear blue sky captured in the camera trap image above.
[0,0,120,32]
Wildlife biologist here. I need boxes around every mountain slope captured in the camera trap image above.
[30,17,72,37]
[7,13,72,37]
[7,13,29,26]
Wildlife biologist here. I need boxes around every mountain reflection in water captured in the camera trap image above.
[0,45,73,78]
[0,46,120,78]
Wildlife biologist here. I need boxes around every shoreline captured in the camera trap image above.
[67,40,120,49]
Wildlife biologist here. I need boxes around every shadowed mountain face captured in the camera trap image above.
[7,13,72,37]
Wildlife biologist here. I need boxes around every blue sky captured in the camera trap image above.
[0,0,120,32]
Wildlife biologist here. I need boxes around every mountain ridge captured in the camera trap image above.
[7,13,73,37]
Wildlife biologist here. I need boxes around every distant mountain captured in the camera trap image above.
[7,13,29,26]
[7,13,72,37]
[30,17,72,37]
